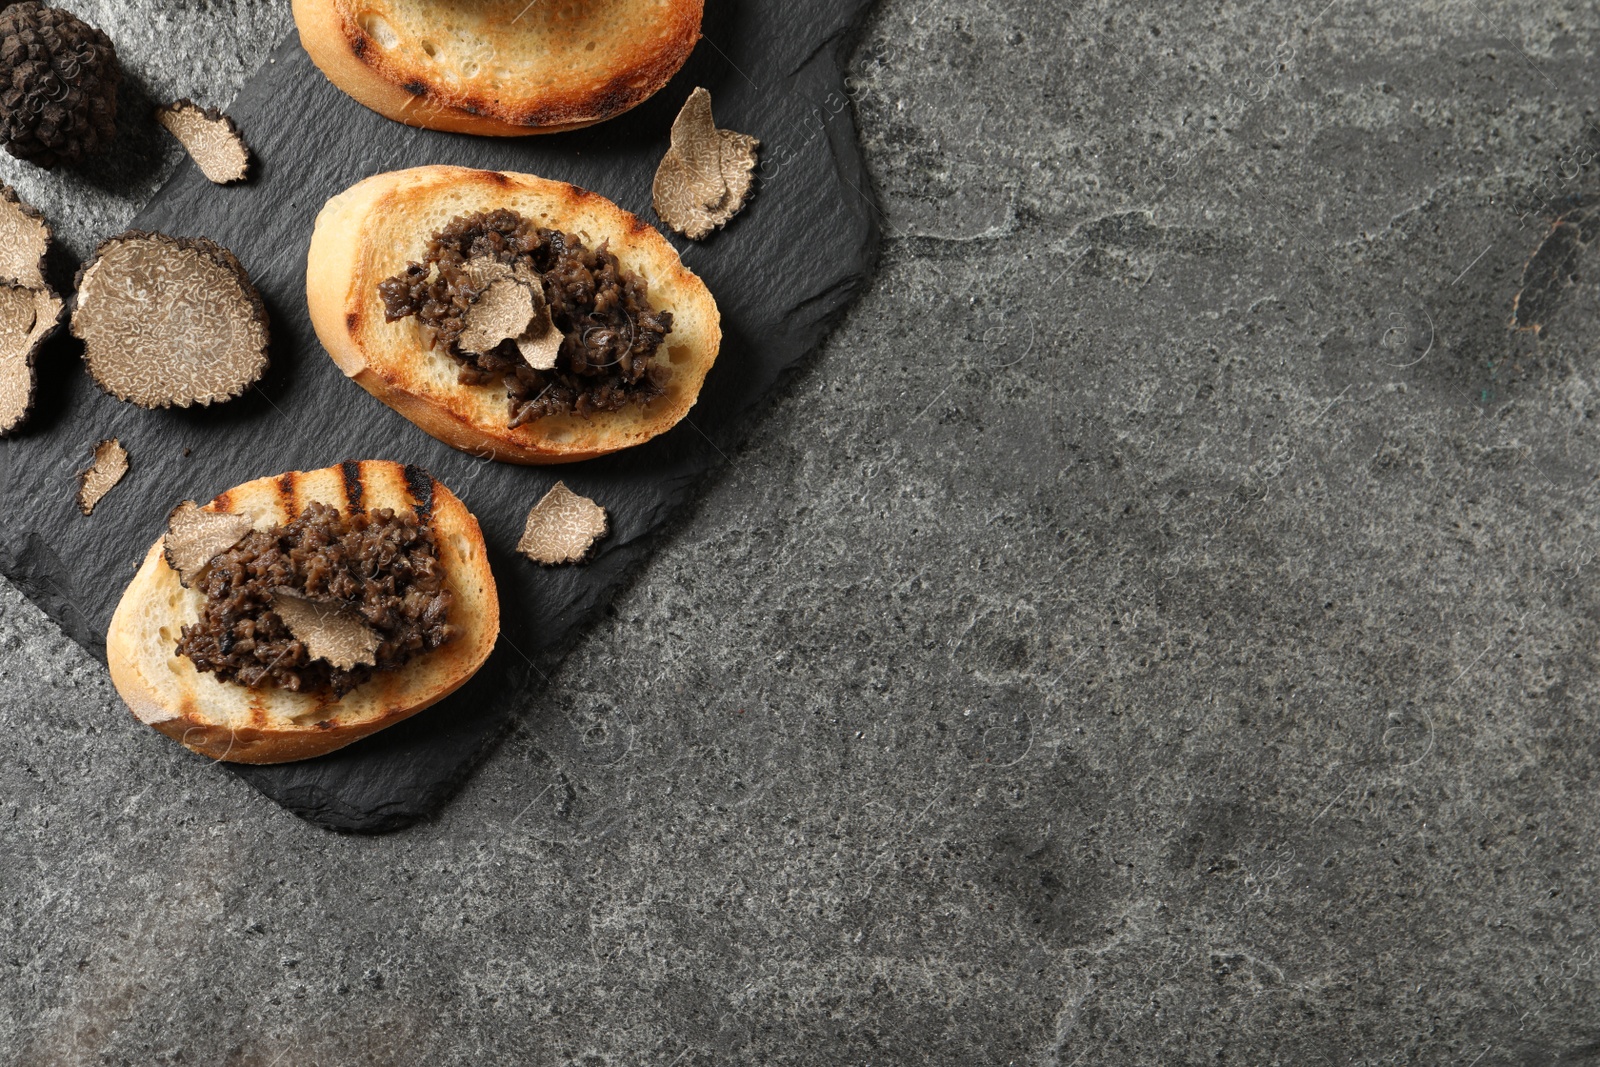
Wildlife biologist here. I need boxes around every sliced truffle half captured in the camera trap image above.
[163,499,253,586]
[77,438,128,516]
[270,590,381,671]
[0,183,50,288]
[518,481,609,565]
[156,100,250,185]
[653,87,761,241]
[0,281,63,435]
[72,231,270,408]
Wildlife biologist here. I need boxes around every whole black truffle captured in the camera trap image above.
[0,2,120,168]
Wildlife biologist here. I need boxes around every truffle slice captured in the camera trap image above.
[72,231,270,408]
[653,87,761,241]
[0,281,62,435]
[77,438,128,516]
[517,317,562,371]
[0,183,50,288]
[459,275,536,355]
[517,482,609,565]
[464,257,514,291]
[270,590,381,671]
[514,282,562,371]
[163,500,253,586]
[457,258,562,370]
[155,100,250,185]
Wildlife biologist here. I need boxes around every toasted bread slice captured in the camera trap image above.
[292,0,703,135]
[307,165,721,464]
[107,461,499,764]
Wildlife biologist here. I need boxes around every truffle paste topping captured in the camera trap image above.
[378,209,673,425]
[175,501,454,696]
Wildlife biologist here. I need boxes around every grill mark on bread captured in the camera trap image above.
[346,311,360,333]
[275,472,297,516]
[213,489,236,513]
[340,460,364,510]
[403,464,435,520]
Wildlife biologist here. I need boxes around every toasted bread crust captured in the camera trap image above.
[307,166,722,464]
[107,461,500,764]
[292,0,703,135]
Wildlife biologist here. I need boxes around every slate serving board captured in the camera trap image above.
[0,0,880,832]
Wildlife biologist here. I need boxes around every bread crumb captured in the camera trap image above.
[518,481,608,565]
[653,87,760,241]
[77,438,128,516]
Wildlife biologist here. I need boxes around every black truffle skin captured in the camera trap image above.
[0,2,119,168]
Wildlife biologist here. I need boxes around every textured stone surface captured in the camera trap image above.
[5,0,1600,1063]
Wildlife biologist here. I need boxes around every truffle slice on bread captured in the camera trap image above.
[291,0,703,135]
[107,460,499,764]
[307,166,722,464]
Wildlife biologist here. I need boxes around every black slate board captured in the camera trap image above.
[0,2,880,832]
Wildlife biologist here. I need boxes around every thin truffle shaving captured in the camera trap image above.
[517,481,609,565]
[77,438,128,516]
[0,183,50,287]
[156,100,251,185]
[176,501,454,695]
[0,186,61,435]
[163,499,254,586]
[378,209,673,424]
[0,281,60,435]
[652,87,760,241]
[270,590,382,672]
[459,272,535,355]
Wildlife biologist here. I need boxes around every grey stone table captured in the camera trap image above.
[4,0,1600,1062]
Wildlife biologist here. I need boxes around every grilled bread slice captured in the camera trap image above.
[107,460,499,764]
[307,165,721,464]
[292,0,703,134]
